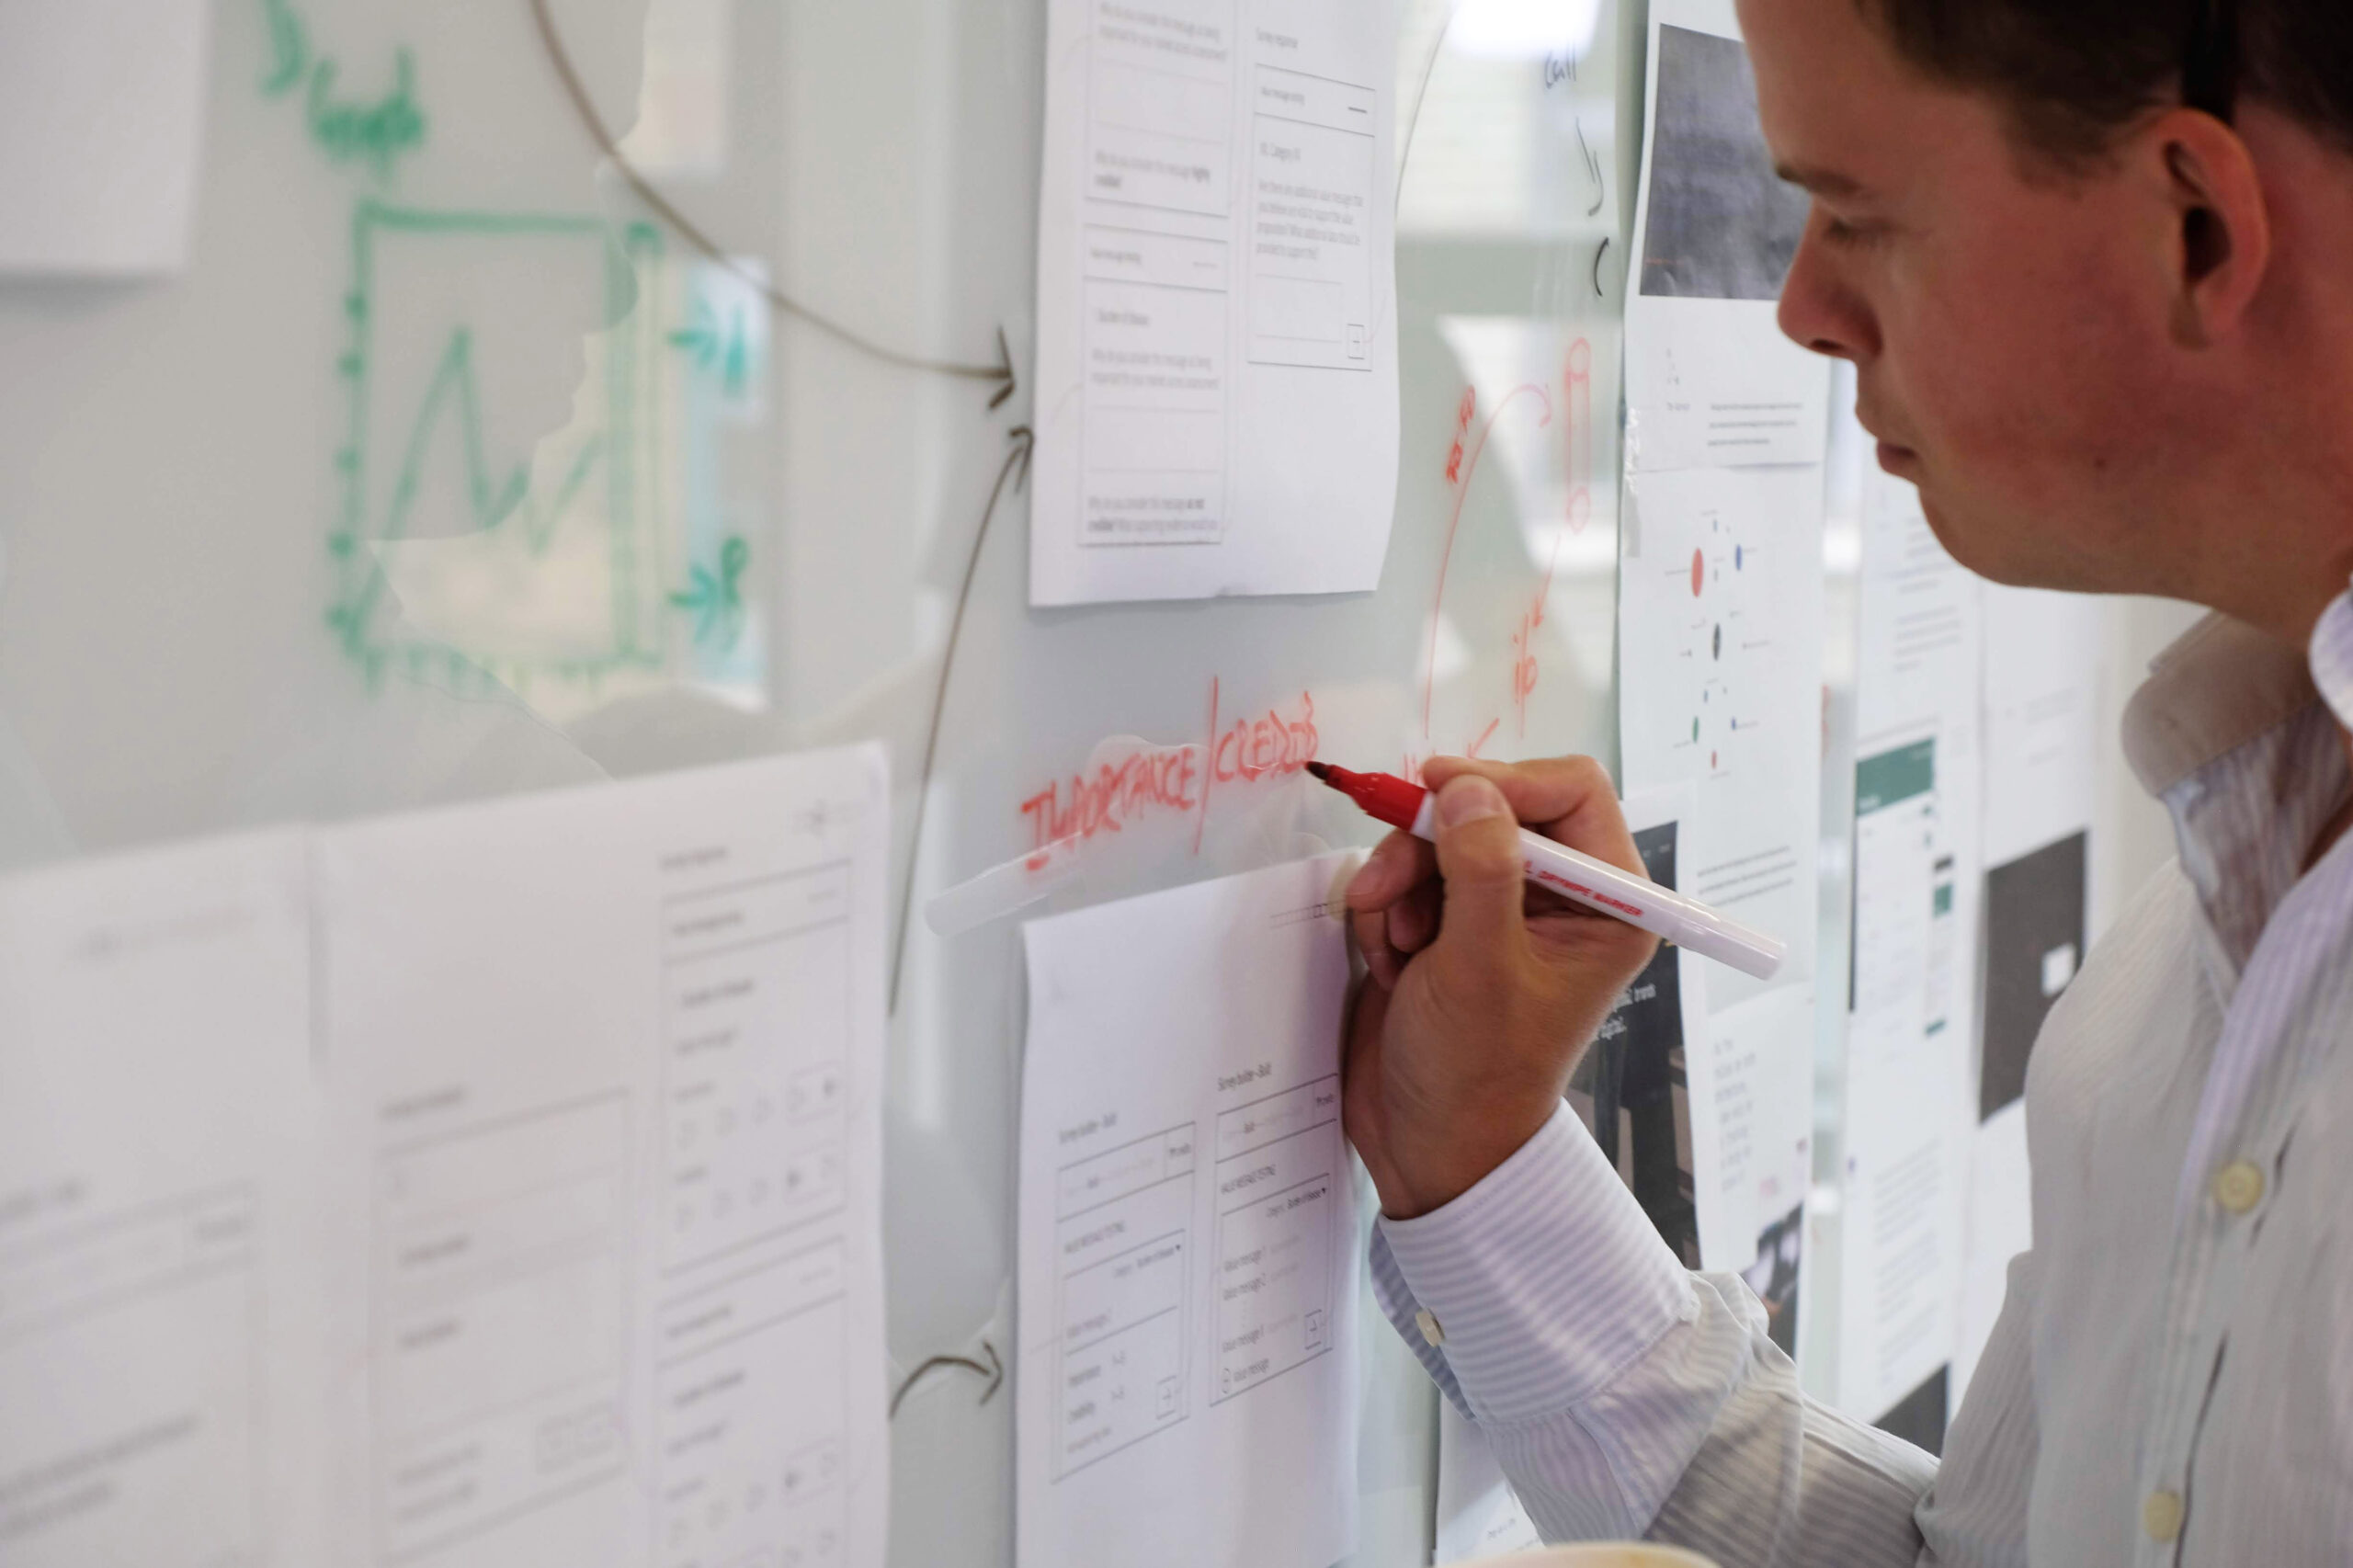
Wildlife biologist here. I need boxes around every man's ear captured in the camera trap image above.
[2144,108,2271,347]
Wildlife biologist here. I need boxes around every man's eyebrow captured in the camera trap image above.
[1773,161,1870,199]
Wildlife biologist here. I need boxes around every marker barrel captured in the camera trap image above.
[1392,785,1785,981]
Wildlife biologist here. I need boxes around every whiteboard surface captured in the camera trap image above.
[0,0,1640,1560]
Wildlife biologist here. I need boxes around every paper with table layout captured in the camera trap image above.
[1836,463,1982,1423]
[0,2,213,275]
[1017,854,1360,1568]
[0,747,891,1568]
[1029,0,1401,604]
[0,831,327,1568]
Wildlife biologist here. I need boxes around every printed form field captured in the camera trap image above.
[1052,1123,1197,1477]
[1210,1075,1340,1402]
[0,1189,264,1568]
[372,1096,632,1562]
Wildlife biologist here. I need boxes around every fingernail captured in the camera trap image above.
[1347,842,1392,900]
[1439,776,1508,828]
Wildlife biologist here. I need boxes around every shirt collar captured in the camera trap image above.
[2123,597,2353,981]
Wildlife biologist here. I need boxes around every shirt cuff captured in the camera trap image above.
[1377,1101,1696,1426]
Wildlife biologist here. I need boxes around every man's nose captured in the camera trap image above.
[1777,220,1877,364]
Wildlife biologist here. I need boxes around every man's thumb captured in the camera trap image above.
[1430,775,1528,960]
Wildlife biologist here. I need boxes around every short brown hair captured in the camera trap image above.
[1862,0,2353,168]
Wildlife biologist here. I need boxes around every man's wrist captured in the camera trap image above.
[1376,1091,1561,1220]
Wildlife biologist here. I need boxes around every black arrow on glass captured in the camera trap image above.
[890,1340,1005,1418]
[889,424,1034,1013]
[529,0,1017,408]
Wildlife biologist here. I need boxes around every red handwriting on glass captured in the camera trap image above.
[1444,388,1474,484]
[1019,745,1200,861]
[1209,692,1319,786]
[1511,605,1542,738]
[1511,339,1597,739]
[1018,685,1320,867]
[1424,381,1553,744]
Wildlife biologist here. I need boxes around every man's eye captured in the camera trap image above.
[1821,214,1888,249]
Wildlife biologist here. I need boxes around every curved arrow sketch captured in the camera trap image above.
[528,0,1018,408]
[889,1340,1005,1417]
[889,425,1036,1012]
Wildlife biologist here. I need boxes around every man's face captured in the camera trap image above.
[1736,0,2194,595]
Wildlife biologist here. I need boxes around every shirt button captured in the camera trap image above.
[1415,1308,1446,1346]
[2143,1489,2184,1543]
[2212,1161,2265,1215]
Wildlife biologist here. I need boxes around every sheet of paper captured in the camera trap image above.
[0,1,211,275]
[1980,585,2101,868]
[1835,465,1983,1425]
[1966,586,2092,1377]
[1855,467,1984,749]
[1029,0,1400,604]
[314,747,892,1568]
[1434,1404,1541,1562]
[1621,0,1827,472]
[1953,1101,2031,1403]
[1841,735,1973,1420]
[1688,983,1813,1316]
[0,832,324,1566]
[1017,855,1360,1568]
[1620,462,1825,1012]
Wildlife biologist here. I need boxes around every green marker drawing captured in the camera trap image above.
[258,0,308,96]
[670,298,752,401]
[307,48,426,179]
[671,535,749,650]
[326,202,671,697]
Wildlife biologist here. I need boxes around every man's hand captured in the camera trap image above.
[1342,756,1658,1220]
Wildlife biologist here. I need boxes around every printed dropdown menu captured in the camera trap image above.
[1211,1075,1340,1403]
[1051,1123,1197,1477]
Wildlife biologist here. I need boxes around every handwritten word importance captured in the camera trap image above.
[1019,687,1320,862]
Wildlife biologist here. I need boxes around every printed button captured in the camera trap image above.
[2213,1161,2265,1215]
[2143,1489,2184,1544]
[1415,1308,1445,1346]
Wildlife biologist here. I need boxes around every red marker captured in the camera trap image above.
[1308,763,1785,980]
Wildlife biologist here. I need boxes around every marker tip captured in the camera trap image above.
[1305,761,1333,783]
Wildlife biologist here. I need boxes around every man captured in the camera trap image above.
[1344,0,2353,1562]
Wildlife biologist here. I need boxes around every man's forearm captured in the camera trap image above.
[1371,1105,1939,1559]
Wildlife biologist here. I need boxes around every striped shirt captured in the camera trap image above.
[1370,603,2353,1565]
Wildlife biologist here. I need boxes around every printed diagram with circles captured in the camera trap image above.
[1667,507,1768,778]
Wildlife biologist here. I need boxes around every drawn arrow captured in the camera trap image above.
[889,423,1035,1013]
[889,1340,1005,1418]
[529,0,1018,410]
[1576,118,1606,217]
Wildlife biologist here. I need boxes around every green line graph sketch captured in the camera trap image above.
[325,200,681,706]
